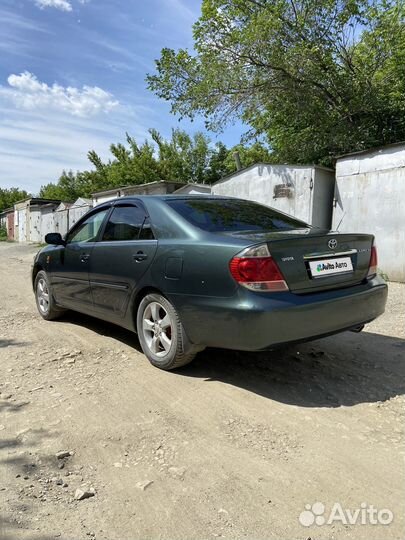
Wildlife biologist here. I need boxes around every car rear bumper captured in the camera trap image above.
[169,276,388,351]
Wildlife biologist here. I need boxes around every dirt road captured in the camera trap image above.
[0,242,404,540]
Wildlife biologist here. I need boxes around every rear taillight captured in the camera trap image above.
[229,244,288,292]
[367,243,378,278]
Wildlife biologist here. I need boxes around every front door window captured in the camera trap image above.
[67,209,109,244]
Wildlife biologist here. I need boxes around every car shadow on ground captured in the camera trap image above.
[184,331,405,408]
[0,339,30,349]
[56,313,405,408]
[60,311,142,351]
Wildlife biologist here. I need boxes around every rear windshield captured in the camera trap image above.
[166,198,311,233]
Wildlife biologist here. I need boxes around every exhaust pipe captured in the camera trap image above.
[350,324,365,333]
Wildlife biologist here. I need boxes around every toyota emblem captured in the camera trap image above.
[328,238,338,249]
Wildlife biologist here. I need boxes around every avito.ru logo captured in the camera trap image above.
[299,502,393,527]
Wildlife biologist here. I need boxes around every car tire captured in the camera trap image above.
[34,270,65,321]
[136,293,201,370]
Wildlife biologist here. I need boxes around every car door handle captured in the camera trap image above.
[80,253,90,263]
[133,251,148,262]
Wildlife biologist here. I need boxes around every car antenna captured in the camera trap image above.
[336,212,346,231]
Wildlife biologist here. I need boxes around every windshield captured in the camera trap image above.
[166,198,311,233]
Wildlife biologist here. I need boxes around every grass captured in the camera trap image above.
[378,269,390,282]
[0,225,8,241]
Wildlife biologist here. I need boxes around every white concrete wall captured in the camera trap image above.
[29,208,42,242]
[93,193,118,206]
[28,207,57,242]
[173,185,211,195]
[16,208,27,242]
[54,209,69,236]
[337,144,405,176]
[12,202,88,243]
[213,164,335,228]
[69,205,91,228]
[40,208,56,241]
[53,205,91,236]
[334,146,405,282]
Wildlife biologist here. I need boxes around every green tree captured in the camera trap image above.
[205,141,229,183]
[147,0,405,166]
[150,128,214,183]
[38,128,272,197]
[40,169,104,201]
[0,188,30,213]
[40,170,84,201]
[84,129,230,189]
[86,136,163,189]
[224,142,273,172]
[0,225,7,241]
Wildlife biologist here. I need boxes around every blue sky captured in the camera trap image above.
[0,0,244,194]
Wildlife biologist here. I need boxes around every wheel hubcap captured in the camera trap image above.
[37,278,50,314]
[142,302,172,358]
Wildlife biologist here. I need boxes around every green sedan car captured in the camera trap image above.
[32,196,387,370]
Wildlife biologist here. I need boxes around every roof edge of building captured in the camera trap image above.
[336,141,405,160]
[212,162,334,185]
[91,180,186,198]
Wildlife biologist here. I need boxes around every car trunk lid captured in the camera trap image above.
[226,230,374,293]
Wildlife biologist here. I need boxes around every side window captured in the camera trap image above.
[102,206,149,242]
[67,209,109,244]
[139,217,155,240]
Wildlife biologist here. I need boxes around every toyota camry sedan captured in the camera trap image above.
[32,196,387,370]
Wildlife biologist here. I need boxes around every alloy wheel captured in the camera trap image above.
[37,278,50,314]
[142,301,173,357]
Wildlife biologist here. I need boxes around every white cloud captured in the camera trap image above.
[0,72,119,117]
[35,0,72,11]
[163,0,197,22]
[0,6,52,57]
[0,102,150,193]
[0,7,52,32]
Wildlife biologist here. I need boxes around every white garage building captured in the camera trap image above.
[212,163,335,229]
[333,143,405,282]
[13,198,61,243]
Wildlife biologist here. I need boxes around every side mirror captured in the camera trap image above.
[45,232,65,246]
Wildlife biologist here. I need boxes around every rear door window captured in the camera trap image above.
[102,205,154,241]
[139,217,155,240]
[166,199,311,232]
